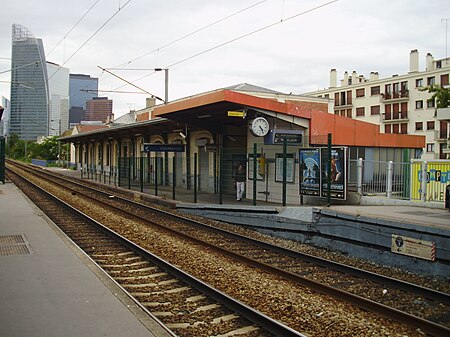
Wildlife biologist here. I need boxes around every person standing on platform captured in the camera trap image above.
[234,163,246,201]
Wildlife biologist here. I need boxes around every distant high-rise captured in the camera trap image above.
[85,97,113,123]
[69,74,98,126]
[10,24,49,140]
[47,62,70,136]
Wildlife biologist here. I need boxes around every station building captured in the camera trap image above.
[60,84,425,205]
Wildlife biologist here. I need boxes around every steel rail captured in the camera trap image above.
[12,160,448,306]
[7,166,307,337]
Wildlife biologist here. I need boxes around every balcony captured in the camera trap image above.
[381,90,409,102]
[335,100,353,108]
[437,107,450,121]
[435,130,449,142]
[381,111,409,123]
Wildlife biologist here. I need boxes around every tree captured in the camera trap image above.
[420,84,450,109]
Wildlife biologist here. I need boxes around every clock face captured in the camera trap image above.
[250,117,270,137]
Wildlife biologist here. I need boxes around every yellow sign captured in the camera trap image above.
[227,111,245,117]
[391,235,435,261]
[411,161,450,201]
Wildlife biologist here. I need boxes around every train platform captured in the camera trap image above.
[0,180,173,337]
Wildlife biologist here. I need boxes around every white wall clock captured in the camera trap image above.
[250,117,270,137]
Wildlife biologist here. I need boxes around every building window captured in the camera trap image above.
[371,86,380,95]
[415,100,423,109]
[385,124,391,133]
[385,104,392,119]
[401,123,408,134]
[441,74,449,86]
[385,84,392,99]
[427,121,435,130]
[427,76,435,85]
[415,122,423,131]
[370,105,380,115]
[426,143,434,152]
[346,109,352,118]
[356,107,365,116]
[356,88,365,97]
[415,78,423,87]
[427,99,435,108]
[334,92,340,106]
[393,124,399,134]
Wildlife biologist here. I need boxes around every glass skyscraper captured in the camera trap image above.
[10,24,49,140]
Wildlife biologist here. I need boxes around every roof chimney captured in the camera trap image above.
[426,53,434,71]
[369,71,379,81]
[146,97,156,108]
[329,69,337,88]
[351,71,357,85]
[343,71,349,86]
[409,49,419,73]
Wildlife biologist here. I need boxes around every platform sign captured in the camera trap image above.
[143,143,185,152]
[391,235,436,261]
[228,110,245,117]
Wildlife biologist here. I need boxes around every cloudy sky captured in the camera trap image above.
[1,0,449,117]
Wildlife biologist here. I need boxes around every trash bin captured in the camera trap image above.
[446,184,450,211]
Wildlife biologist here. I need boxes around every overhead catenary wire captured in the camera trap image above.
[167,0,339,69]
[98,66,164,103]
[48,0,133,81]
[115,0,269,69]
[124,0,339,87]
[103,0,270,91]
[46,0,102,58]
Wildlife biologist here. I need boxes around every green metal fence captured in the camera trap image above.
[0,137,5,184]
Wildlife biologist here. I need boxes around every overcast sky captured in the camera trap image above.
[1,0,449,117]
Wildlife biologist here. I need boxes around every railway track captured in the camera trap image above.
[7,160,450,336]
[6,165,304,337]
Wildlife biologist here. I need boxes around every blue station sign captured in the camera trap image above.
[143,143,185,152]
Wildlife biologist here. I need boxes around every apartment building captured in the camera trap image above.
[304,49,450,160]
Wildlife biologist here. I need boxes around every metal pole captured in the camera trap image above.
[154,156,158,196]
[386,160,393,198]
[172,156,176,200]
[194,153,197,203]
[357,158,363,195]
[282,138,287,206]
[128,156,131,190]
[140,156,144,193]
[327,134,332,207]
[164,68,169,104]
[421,161,428,202]
[253,143,257,206]
[219,138,223,205]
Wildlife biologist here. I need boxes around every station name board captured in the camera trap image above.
[143,143,185,152]
[264,129,303,145]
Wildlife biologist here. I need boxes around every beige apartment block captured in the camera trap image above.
[304,50,450,160]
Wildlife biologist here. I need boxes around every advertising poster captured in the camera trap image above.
[299,148,321,196]
[321,147,346,199]
[411,161,450,202]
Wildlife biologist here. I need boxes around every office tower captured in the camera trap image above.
[10,24,49,140]
[69,74,98,126]
[47,62,70,136]
[85,97,113,123]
